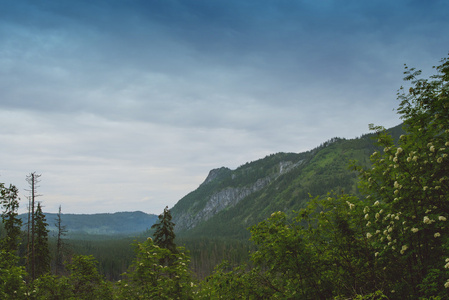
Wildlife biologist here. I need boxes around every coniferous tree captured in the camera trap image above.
[151,206,177,254]
[0,183,22,252]
[34,202,50,277]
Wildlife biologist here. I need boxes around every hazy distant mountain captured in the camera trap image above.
[19,211,157,237]
[171,124,404,239]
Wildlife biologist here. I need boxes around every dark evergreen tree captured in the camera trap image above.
[34,202,50,277]
[151,206,177,254]
[0,183,22,252]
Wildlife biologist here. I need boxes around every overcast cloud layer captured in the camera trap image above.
[1,0,448,214]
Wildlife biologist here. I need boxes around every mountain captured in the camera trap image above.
[172,124,404,240]
[16,124,402,241]
[19,211,157,237]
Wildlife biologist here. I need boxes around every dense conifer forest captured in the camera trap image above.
[1,54,449,298]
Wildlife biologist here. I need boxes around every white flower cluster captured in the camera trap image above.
[270,211,282,217]
[423,216,435,224]
[346,201,355,210]
[446,259,449,288]
[400,245,408,255]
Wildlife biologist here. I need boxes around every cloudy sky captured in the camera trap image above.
[1,0,448,215]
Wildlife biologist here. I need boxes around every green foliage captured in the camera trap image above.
[247,194,382,299]
[198,194,384,299]
[0,249,28,299]
[31,274,72,300]
[335,290,389,300]
[197,262,267,299]
[66,255,113,299]
[0,183,22,252]
[178,237,253,279]
[118,237,194,299]
[65,236,136,280]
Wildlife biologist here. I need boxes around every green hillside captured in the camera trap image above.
[173,124,404,240]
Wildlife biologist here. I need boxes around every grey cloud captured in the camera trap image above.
[1,0,448,213]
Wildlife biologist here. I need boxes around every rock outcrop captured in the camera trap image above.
[173,159,304,231]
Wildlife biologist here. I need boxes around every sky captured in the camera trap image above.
[1,0,448,215]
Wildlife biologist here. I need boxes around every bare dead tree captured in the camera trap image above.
[55,205,67,275]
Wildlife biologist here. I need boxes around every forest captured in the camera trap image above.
[1,55,449,299]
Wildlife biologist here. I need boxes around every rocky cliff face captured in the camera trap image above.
[172,159,305,232]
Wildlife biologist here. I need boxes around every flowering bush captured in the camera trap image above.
[354,54,449,298]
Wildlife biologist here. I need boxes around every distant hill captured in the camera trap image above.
[19,211,157,237]
[171,124,404,240]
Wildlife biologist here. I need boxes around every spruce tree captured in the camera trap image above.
[151,206,177,253]
[34,202,50,277]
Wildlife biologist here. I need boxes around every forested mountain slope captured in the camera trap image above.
[172,124,404,239]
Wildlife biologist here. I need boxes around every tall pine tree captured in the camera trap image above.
[34,202,50,277]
